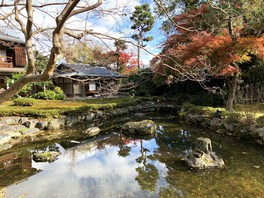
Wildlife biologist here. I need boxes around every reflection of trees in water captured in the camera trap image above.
[117,134,132,157]
[135,139,159,192]
[0,149,38,187]
[111,134,160,192]
[152,127,194,196]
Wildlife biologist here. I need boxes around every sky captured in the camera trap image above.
[0,0,166,66]
[71,0,166,66]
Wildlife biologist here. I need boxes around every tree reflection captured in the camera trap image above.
[135,139,159,192]
[117,134,132,157]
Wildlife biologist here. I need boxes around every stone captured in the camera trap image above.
[35,121,48,130]
[134,113,145,117]
[18,117,29,125]
[33,151,61,162]
[121,120,157,135]
[21,128,40,135]
[185,114,198,124]
[223,121,236,132]
[255,127,264,144]
[0,125,17,133]
[85,112,95,121]
[195,137,212,154]
[210,118,222,130]
[0,117,20,125]
[83,127,100,137]
[184,137,224,169]
[128,106,135,112]
[0,134,12,145]
[47,119,64,130]
[9,132,22,139]
[11,125,27,132]
[23,119,39,128]
[255,127,264,136]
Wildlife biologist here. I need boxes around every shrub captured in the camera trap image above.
[13,98,37,106]
[33,87,65,100]
[124,68,158,97]
[6,73,55,98]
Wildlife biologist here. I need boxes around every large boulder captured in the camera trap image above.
[183,137,224,169]
[121,120,157,135]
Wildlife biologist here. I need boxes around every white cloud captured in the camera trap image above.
[6,139,168,197]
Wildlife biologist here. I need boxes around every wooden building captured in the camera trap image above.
[54,63,124,98]
[0,32,26,89]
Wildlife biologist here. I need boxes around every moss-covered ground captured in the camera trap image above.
[0,97,154,118]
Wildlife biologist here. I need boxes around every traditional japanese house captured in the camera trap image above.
[54,63,124,98]
[0,32,26,89]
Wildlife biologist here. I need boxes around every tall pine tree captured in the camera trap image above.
[130,4,155,70]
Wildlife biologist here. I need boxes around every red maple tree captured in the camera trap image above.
[152,2,264,110]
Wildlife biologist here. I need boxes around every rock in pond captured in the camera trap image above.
[121,120,157,135]
[83,127,101,137]
[183,137,224,169]
[33,151,61,162]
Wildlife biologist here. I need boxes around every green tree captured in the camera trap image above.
[130,4,155,70]
[34,51,49,74]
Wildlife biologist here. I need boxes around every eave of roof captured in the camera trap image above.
[0,32,25,44]
[0,68,25,73]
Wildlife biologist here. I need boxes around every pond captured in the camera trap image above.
[1,113,264,197]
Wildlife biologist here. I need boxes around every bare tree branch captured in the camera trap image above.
[69,0,103,18]
[153,0,196,32]
[14,0,26,35]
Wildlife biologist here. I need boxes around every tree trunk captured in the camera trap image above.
[116,53,120,72]
[137,38,141,71]
[226,73,239,111]
[0,74,46,104]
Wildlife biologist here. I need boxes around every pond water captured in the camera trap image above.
[1,113,264,197]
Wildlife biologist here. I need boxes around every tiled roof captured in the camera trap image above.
[56,63,124,78]
[0,31,25,44]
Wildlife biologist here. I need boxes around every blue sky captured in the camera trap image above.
[80,0,166,66]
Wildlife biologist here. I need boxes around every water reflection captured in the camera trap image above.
[4,133,166,197]
[2,117,264,197]
[0,150,39,187]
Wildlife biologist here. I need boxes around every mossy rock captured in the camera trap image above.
[121,120,157,135]
[33,151,61,162]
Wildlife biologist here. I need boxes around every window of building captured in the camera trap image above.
[0,50,7,62]
[89,82,96,91]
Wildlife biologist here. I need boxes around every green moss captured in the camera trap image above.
[13,98,37,106]
[0,97,154,118]
[181,102,225,117]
